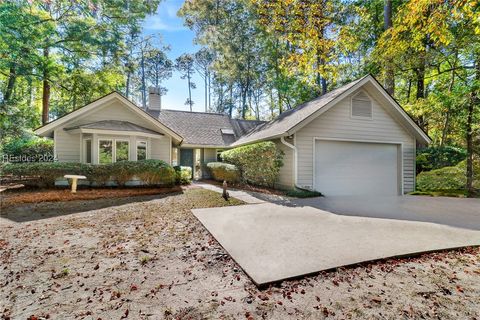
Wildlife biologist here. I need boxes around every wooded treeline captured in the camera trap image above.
[0,0,172,134]
[179,0,479,194]
[0,0,479,192]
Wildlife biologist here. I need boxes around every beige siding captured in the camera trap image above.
[149,137,171,162]
[54,100,172,163]
[204,148,217,163]
[273,139,295,190]
[295,89,415,193]
[69,100,163,132]
[55,128,80,162]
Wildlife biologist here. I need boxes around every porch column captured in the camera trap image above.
[92,133,98,164]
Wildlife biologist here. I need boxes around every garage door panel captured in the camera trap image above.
[315,140,399,196]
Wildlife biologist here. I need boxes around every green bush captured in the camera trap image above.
[2,159,177,188]
[1,136,54,162]
[221,141,284,187]
[416,146,467,174]
[206,162,241,183]
[416,159,479,191]
[1,162,91,187]
[135,159,176,186]
[174,166,192,185]
[285,189,323,198]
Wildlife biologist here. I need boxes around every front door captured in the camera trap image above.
[179,149,194,177]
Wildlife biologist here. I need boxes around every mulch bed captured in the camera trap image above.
[0,186,183,208]
[201,179,286,196]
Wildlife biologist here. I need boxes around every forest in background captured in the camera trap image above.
[0,0,479,193]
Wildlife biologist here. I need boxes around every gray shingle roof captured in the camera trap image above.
[147,109,265,147]
[64,120,164,136]
[231,76,367,146]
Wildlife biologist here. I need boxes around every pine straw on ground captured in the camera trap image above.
[0,186,183,208]
[1,188,479,320]
[201,179,285,196]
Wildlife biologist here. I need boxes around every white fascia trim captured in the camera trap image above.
[34,92,183,142]
[114,94,183,141]
[365,79,431,144]
[35,94,118,136]
[286,77,372,135]
[180,144,231,149]
[229,133,286,148]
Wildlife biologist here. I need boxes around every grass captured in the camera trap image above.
[285,188,323,198]
[409,189,479,198]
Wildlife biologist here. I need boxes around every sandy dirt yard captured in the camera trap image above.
[1,188,480,319]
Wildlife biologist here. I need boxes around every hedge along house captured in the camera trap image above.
[33,87,264,181]
[34,75,430,196]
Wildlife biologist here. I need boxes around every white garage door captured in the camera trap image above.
[314,140,399,196]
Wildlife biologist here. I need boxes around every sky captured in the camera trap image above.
[142,0,206,112]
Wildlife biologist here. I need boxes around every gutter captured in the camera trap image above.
[280,135,311,191]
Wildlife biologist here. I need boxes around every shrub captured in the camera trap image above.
[2,159,177,188]
[416,146,467,174]
[2,162,91,187]
[1,136,54,162]
[285,189,323,198]
[135,159,176,186]
[416,159,479,191]
[174,166,192,185]
[221,141,284,187]
[206,162,241,183]
[108,161,140,186]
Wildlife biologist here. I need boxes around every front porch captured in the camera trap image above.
[174,147,221,180]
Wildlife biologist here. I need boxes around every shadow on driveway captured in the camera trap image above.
[289,195,480,231]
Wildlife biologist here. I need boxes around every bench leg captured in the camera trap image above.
[71,178,78,193]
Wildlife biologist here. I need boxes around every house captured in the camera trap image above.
[34,75,431,196]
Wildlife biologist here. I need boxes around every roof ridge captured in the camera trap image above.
[161,109,228,116]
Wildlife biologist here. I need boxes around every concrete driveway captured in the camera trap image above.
[292,195,480,230]
[193,196,480,286]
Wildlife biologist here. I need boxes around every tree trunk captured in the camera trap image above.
[466,56,479,197]
[383,0,395,96]
[187,70,192,112]
[204,71,208,112]
[42,48,51,125]
[441,72,456,147]
[126,72,131,98]
[4,64,16,104]
[208,72,211,110]
[141,47,146,109]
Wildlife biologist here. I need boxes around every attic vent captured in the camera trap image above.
[351,91,372,119]
[221,128,235,135]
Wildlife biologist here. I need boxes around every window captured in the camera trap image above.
[351,91,372,119]
[137,140,147,160]
[99,140,113,164]
[84,139,92,164]
[116,140,129,162]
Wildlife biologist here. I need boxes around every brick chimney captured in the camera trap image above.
[148,87,161,111]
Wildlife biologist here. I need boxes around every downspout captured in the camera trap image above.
[280,135,310,191]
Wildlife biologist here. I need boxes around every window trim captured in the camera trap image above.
[136,140,148,161]
[350,90,373,120]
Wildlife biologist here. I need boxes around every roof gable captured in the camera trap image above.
[34,92,183,141]
[232,75,431,146]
